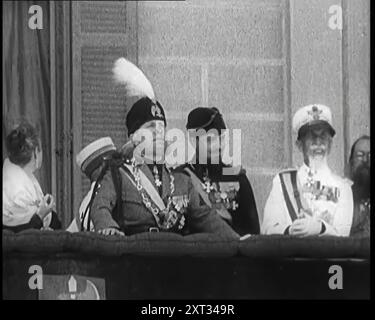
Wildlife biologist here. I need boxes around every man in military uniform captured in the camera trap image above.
[261,104,353,237]
[67,137,117,232]
[89,58,239,238]
[348,135,370,237]
[180,107,259,236]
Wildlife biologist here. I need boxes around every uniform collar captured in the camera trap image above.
[299,161,332,177]
[191,163,225,180]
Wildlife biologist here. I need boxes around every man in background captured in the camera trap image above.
[348,135,370,237]
[182,106,260,236]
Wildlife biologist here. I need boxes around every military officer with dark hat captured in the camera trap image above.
[89,58,239,239]
[180,107,260,236]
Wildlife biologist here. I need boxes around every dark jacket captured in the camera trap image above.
[180,164,260,236]
[350,184,370,237]
[90,162,239,239]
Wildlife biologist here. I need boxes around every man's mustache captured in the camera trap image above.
[355,164,370,175]
[353,164,370,182]
[311,146,327,153]
[359,164,370,170]
[355,160,369,169]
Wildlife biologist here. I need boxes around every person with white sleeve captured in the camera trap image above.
[261,104,353,237]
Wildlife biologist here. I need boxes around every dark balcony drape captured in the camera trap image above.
[2,1,51,192]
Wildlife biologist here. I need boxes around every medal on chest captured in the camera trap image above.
[360,199,370,214]
[202,175,215,193]
[132,160,187,231]
[152,165,162,187]
[300,172,339,224]
[302,169,339,203]
[201,175,239,211]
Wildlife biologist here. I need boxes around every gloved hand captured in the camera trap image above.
[240,234,252,241]
[290,216,323,237]
[37,194,55,220]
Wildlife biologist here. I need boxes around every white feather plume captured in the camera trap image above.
[112,57,155,100]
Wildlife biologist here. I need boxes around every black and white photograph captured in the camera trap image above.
[2,0,371,304]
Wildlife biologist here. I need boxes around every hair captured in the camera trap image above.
[5,121,41,166]
[349,135,370,163]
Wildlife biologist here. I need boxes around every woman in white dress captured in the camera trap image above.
[3,121,61,232]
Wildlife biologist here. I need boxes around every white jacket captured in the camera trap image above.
[261,163,353,236]
[3,158,51,227]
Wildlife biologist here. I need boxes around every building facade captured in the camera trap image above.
[3,0,370,227]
